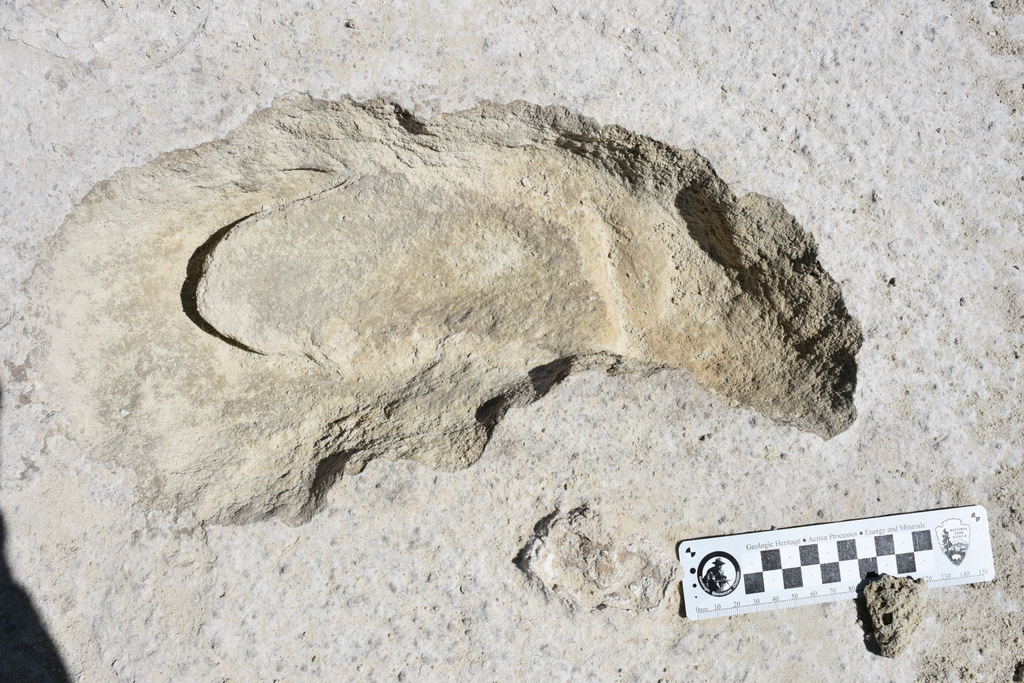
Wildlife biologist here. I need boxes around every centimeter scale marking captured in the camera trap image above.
[678,505,994,620]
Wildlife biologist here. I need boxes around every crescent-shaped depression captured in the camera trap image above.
[28,96,861,524]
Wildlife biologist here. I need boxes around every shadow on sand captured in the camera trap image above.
[0,379,72,682]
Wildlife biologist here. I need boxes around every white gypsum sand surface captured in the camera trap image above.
[1,1,1023,680]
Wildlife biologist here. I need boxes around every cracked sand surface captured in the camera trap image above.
[2,0,1023,680]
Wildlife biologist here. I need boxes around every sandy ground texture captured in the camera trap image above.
[2,0,1023,681]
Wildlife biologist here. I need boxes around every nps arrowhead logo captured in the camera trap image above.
[936,518,971,566]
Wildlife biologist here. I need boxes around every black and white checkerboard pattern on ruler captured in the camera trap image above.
[741,530,935,595]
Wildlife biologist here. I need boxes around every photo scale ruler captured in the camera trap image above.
[678,505,994,620]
